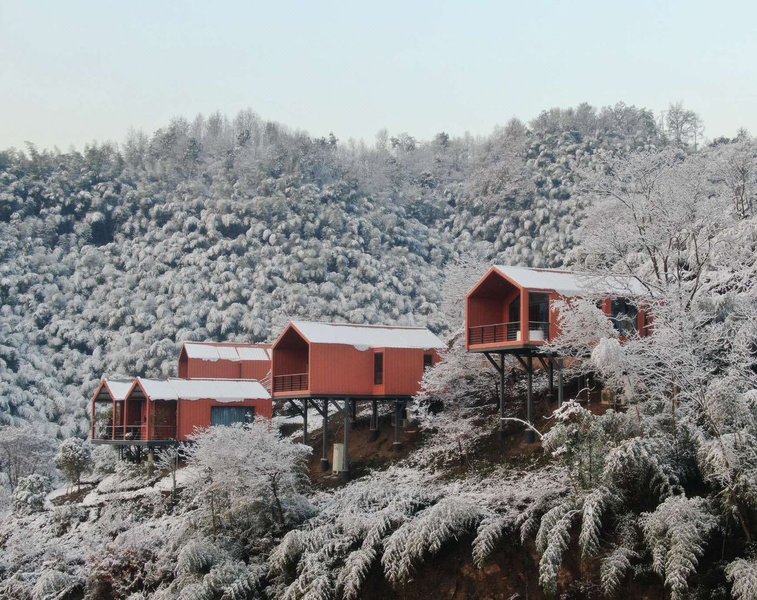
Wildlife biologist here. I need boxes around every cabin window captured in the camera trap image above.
[423,354,433,370]
[611,298,638,336]
[508,296,520,322]
[211,406,255,426]
[374,352,384,385]
[528,293,550,341]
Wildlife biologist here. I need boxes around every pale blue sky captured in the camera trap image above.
[1,0,756,150]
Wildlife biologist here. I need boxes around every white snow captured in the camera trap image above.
[290,321,446,350]
[167,378,270,401]
[100,378,133,401]
[183,342,272,363]
[237,347,271,361]
[136,377,270,401]
[493,265,649,297]
[136,377,180,400]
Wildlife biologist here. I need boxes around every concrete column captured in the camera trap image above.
[393,399,403,451]
[342,398,350,479]
[369,399,379,441]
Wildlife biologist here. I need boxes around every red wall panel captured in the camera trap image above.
[176,398,274,441]
[309,343,374,396]
[383,348,440,396]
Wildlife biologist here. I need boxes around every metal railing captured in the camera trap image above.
[468,321,520,345]
[151,425,177,441]
[527,321,550,342]
[273,372,309,393]
[92,424,146,441]
[468,321,551,344]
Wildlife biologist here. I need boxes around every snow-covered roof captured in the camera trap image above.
[96,378,133,402]
[183,342,271,362]
[289,321,446,350]
[133,378,270,402]
[134,378,179,400]
[492,266,649,297]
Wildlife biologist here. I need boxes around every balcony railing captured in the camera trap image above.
[273,372,309,393]
[528,321,550,342]
[151,424,177,441]
[468,321,551,345]
[468,321,520,345]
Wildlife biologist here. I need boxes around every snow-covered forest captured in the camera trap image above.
[2,101,757,599]
[0,102,671,437]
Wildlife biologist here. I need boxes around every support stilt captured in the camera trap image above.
[558,358,564,408]
[350,398,357,424]
[321,399,329,471]
[526,356,534,443]
[393,399,403,451]
[369,399,379,441]
[302,399,308,444]
[547,358,555,401]
[499,352,506,440]
[341,398,351,481]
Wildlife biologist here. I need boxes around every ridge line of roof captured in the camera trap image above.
[291,319,428,330]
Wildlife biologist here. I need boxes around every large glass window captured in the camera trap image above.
[528,293,550,340]
[611,298,638,335]
[211,406,255,426]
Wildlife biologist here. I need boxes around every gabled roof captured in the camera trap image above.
[287,321,446,350]
[490,266,649,297]
[182,342,272,362]
[131,377,270,402]
[93,378,134,402]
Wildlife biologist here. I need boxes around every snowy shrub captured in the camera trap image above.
[726,556,757,600]
[55,437,93,489]
[12,473,51,514]
[382,497,487,584]
[640,496,719,600]
[91,444,119,478]
[177,539,224,576]
[0,577,33,600]
[32,569,79,600]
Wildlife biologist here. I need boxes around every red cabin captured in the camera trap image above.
[178,342,272,385]
[271,321,446,399]
[90,378,133,442]
[466,265,650,353]
[92,378,272,444]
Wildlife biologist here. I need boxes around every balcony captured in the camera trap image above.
[273,372,309,393]
[91,423,177,442]
[468,321,550,347]
[468,321,520,345]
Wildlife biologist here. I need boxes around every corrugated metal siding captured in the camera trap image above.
[309,343,374,396]
[241,361,271,381]
[176,398,273,441]
[186,359,242,379]
[383,348,440,396]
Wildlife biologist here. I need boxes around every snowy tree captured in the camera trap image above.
[11,473,51,514]
[0,426,57,490]
[185,421,312,531]
[55,437,93,490]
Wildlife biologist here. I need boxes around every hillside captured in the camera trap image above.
[0,103,659,437]
[3,102,757,600]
